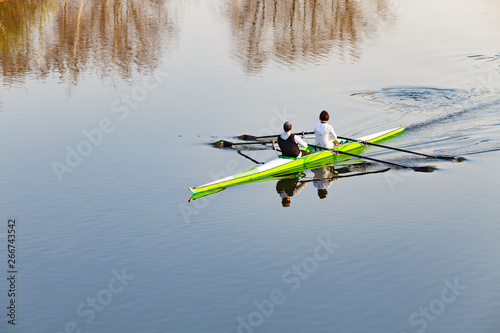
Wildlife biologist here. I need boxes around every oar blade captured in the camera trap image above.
[212,140,234,148]
[435,155,466,162]
[212,140,224,148]
[239,134,258,140]
[412,165,437,173]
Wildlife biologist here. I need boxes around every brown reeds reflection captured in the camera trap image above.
[227,0,398,74]
[0,0,179,86]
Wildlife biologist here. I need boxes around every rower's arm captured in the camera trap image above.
[330,125,338,141]
[295,135,308,148]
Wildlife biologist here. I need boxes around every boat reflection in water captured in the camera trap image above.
[274,164,391,207]
[189,162,389,205]
[276,166,337,207]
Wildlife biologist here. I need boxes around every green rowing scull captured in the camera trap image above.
[189,126,405,197]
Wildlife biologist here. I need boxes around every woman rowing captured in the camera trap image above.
[314,110,338,149]
[277,121,309,157]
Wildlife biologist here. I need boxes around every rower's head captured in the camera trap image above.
[319,110,329,122]
[283,121,292,132]
[281,196,291,207]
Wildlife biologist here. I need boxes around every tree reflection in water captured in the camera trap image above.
[0,0,180,86]
[226,0,398,74]
[0,0,400,85]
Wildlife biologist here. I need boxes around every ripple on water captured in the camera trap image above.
[350,86,500,156]
[351,86,472,111]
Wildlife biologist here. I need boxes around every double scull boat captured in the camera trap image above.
[189,126,405,199]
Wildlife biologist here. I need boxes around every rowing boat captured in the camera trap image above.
[189,126,405,198]
[190,126,405,197]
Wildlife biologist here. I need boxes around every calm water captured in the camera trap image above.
[1,0,499,332]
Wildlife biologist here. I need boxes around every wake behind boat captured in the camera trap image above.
[189,127,405,200]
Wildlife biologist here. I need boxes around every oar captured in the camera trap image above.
[308,144,436,173]
[239,131,314,141]
[237,150,264,164]
[338,136,462,161]
[213,140,273,148]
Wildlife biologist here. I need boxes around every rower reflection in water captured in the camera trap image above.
[276,177,307,207]
[312,166,337,199]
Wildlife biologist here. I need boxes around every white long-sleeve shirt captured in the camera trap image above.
[314,121,337,149]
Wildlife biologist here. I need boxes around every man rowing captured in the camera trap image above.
[314,110,338,149]
[277,121,309,157]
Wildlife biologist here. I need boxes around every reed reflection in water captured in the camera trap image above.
[227,0,399,74]
[0,0,180,86]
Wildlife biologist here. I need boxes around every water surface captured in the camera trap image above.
[1,0,499,332]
